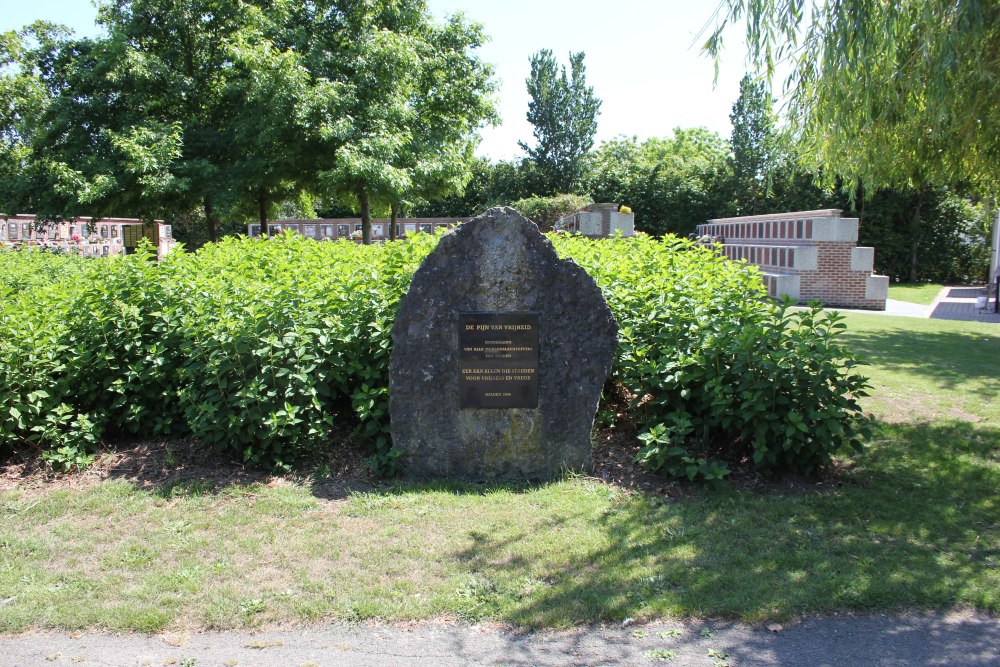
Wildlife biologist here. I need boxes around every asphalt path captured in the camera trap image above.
[2,611,998,666]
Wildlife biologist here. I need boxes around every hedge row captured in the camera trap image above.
[558,234,871,476]
[0,231,870,476]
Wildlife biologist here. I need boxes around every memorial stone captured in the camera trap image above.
[389,207,618,481]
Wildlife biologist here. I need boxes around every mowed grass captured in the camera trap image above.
[1,314,997,632]
[887,282,946,305]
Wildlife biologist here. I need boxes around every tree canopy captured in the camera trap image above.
[729,74,779,215]
[582,128,731,236]
[705,0,1000,193]
[0,0,497,241]
[319,5,497,243]
[519,50,601,195]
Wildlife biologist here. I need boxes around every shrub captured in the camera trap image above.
[0,231,871,478]
[510,193,592,231]
[154,232,431,467]
[0,234,434,469]
[0,248,102,466]
[554,233,872,477]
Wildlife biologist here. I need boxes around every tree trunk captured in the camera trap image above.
[389,202,398,241]
[358,188,372,245]
[204,195,219,243]
[909,187,924,282]
[988,198,999,289]
[258,189,269,236]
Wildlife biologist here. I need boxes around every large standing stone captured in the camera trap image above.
[389,207,618,481]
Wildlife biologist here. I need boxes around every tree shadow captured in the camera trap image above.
[32,437,378,501]
[67,436,555,501]
[842,324,1000,392]
[447,420,1000,626]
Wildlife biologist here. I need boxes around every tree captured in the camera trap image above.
[581,129,732,237]
[0,22,155,221]
[519,50,601,195]
[705,1,1000,193]
[0,2,345,239]
[412,157,540,217]
[92,0,343,241]
[383,13,498,239]
[706,0,1000,283]
[729,74,779,215]
[315,3,496,244]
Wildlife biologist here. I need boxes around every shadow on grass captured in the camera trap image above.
[87,437,554,502]
[448,420,1000,626]
[842,325,1000,392]
[45,420,998,625]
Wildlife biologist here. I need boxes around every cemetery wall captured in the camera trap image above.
[248,217,472,241]
[0,214,176,259]
[697,209,889,310]
[553,203,635,237]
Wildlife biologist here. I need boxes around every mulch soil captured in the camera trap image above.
[1,423,842,500]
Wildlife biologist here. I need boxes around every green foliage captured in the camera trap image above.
[510,193,592,232]
[856,187,991,284]
[635,420,731,481]
[707,0,1000,194]
[519,50,601,195]
[158,232,428,467]
[304,1,498,243]
[1,1,496,241]
[0,233,437,469]
[2,232,870,478]
[555,234,873,476]
[580,130,733,237]
[729,74,779,216]
[0,250,104,464]
[413,157,541,217]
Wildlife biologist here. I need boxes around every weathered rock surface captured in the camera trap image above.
[389,207,618,481]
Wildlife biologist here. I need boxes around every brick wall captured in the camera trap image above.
[697,209,888,310]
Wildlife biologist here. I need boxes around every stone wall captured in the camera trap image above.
[697,209,889,310]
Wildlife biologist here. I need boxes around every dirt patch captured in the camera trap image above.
[590,424,844,500]
[2,424,840,500]
[0,435,373,499]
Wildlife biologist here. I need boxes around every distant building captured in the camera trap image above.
[0,214,176,260]
[247,217,471,241]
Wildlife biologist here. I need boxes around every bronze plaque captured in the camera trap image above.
[459,313,539,408]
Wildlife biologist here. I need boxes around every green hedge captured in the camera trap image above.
[557,234,871,476]
[0,231,870,476]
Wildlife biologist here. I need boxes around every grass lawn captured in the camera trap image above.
[1,314,997,632]
[887,282,946,305]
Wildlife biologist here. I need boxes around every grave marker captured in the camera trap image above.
[389,207,618,481]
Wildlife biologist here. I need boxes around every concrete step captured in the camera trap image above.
[759,271,800,301]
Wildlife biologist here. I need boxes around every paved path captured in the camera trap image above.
[835,286,1000,323]
[926,287,1000,322]
[3,612,998,666]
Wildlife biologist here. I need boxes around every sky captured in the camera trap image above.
[1,0,751,161]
